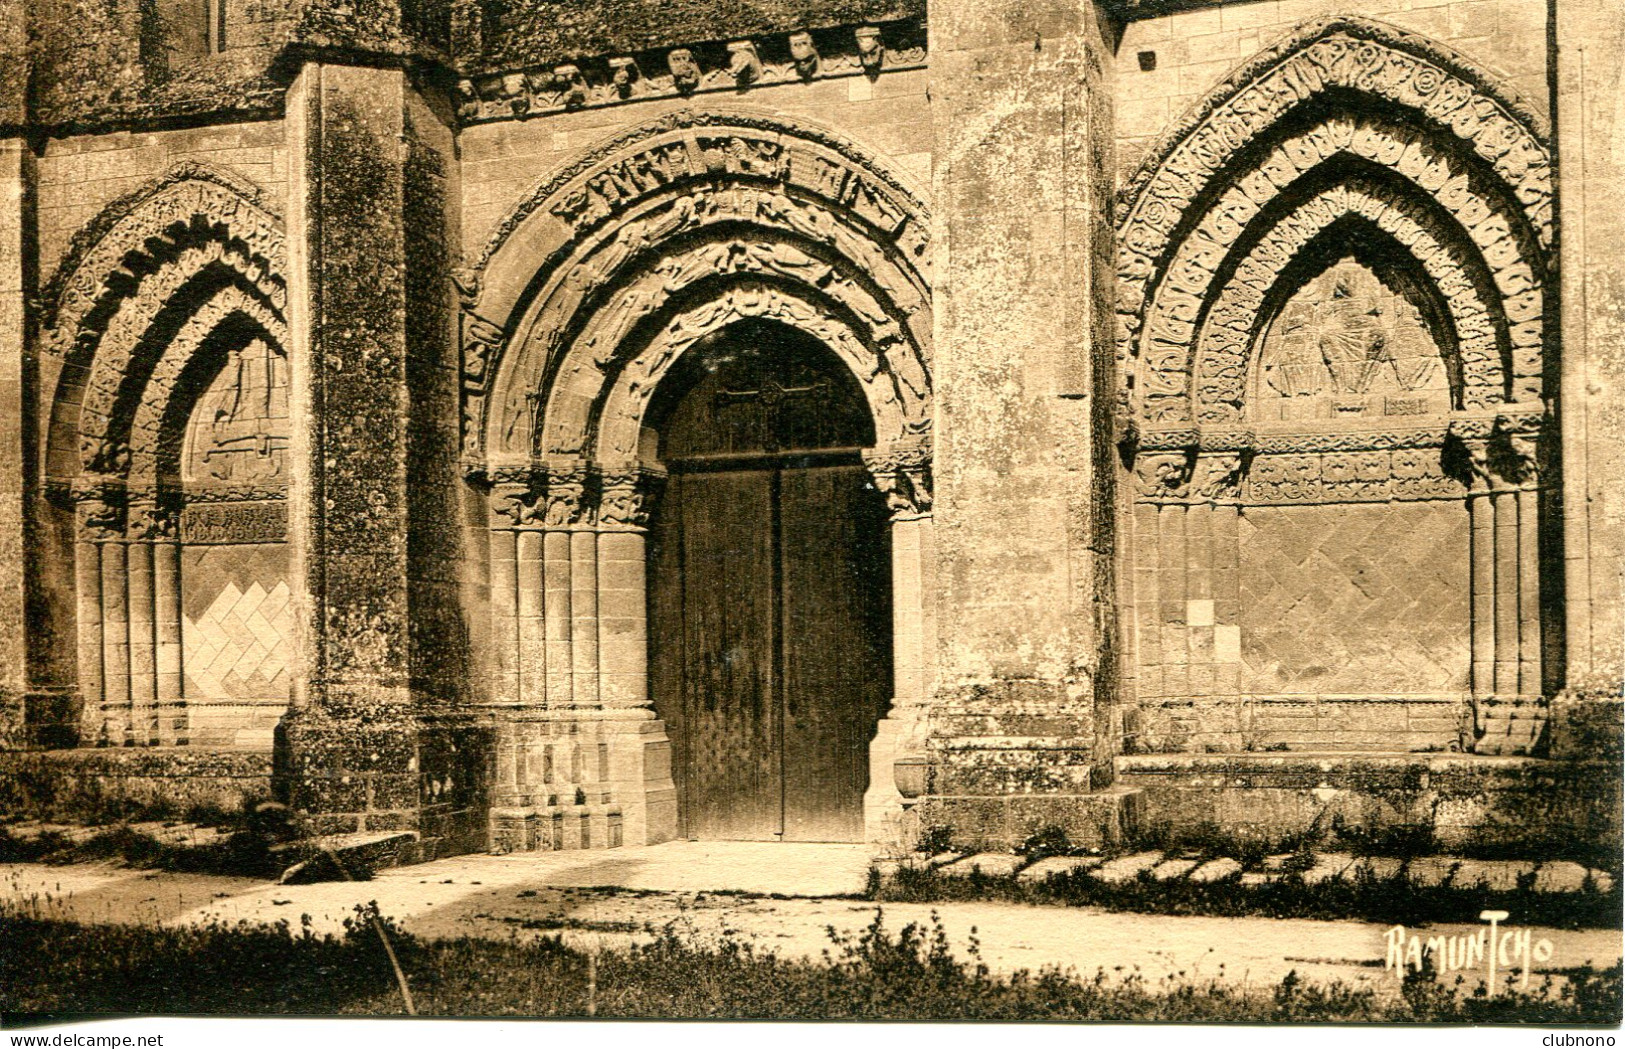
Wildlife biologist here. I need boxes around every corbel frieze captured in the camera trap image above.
[455,21,926,127]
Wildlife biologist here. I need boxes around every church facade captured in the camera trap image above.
[0,0,1618,857]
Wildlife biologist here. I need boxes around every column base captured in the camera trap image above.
[487,710,674,852]
[1471,694,1550,755]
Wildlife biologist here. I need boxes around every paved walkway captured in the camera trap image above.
[4,842,1619,998]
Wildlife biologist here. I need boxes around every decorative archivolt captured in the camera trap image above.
[1191,180,1505,420]
[42,162,285,357]
[72,242,286,476]
[126,287,288,486]
[1116,17,1553,427]
[41,163,287,495]
[464,108,933,475]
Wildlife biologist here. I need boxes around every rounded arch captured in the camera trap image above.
[463,107,932,473]
[590,279,913,462]
[1116,16,1552,425]
[42,164,287,488]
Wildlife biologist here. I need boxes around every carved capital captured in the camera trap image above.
[488,479,543,529]
[543,461,594,527]
[127,501,178,541]
[598,466,666,530]
[74,484,126,542]
[1133,452,1193,499]
[862,443,932,520]
[1191,453,1245,501]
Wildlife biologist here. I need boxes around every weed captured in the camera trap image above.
[1,908,1617,1022]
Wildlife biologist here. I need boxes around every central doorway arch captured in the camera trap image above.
[646,319,892,842]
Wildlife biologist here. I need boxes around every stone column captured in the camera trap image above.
[596,465,674,847]
[277,61,421,836]
[486,480,525,708]
[125,503,158,745]
[73,495,117,744]
[1467,453,1496,701]
[861,443,936,843]
[1551,0,1624,759]
[925,0,1121,846]
[150,512,184,745]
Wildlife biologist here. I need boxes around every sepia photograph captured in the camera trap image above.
[0,0,1620,1034]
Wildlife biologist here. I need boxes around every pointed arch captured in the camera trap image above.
[41,163,287,488]
[1116,16,1553,425]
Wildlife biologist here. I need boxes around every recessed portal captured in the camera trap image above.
[646,319,892,842]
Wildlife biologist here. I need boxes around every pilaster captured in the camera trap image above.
[276,60,430,840]
[924,0,1120,845]
[0,137,31,747]
[1552,0,1624,760]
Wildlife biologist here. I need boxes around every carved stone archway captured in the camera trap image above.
[1115,19,1555,757]
[37,164,291,749]
[464,110,934,849]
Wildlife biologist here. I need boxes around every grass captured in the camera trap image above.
[0,907,1619,1023]
[872,861,1623,929]
[0,822,281,878]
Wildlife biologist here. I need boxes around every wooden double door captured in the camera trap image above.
[647,321,892,842]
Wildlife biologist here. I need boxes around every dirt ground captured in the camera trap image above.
[4,841,1620,998]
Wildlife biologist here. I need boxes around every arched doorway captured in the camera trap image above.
[646,319,893,841]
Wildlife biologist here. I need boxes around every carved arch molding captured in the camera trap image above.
[39,162,292,748]
[1115,18,1556,754]
[461,107,934,518]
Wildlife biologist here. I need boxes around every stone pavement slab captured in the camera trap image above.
[1352,856,1404,880]
[1407,857,1460,887]
[1016,855,1104,883]
[1189,857,1242,882]
[1301,853,1355,885]
[1150,858,1198,881]
[940,852,1024,878]
[1451,859,1533,891]
[1092,851,1163,884]
[1534,861,1592,893]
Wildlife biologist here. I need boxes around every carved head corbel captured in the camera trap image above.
[608,56,640,98]
[454,80,481,121]
[855,27,884,75]
[788,31,820,79]
[553,64,587,108]
[500,73,529,115]
[726,41,762,86]
[668,49,702,94]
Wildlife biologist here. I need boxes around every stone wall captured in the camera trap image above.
[0,0,1617,860]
